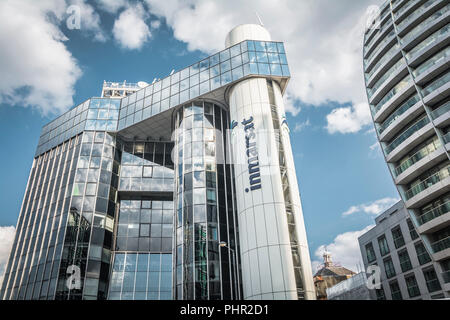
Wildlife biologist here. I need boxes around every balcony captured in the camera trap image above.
[431,235,450,253]
[397,0,444,35]
[385,116,430,155]
[405,167,450,209]
[372,76,415,122]
[413,46,450,83]
[386,123,435,164]
[368,61,409,105]
[417,201,450,235]
[443,132,450,144]
[419,201,450,225]
[365,44,402,85]
[365,5,392,45]
[421,72,450,106]
[401,5,450,49]
[406,24,450,63]
[365,31,398,69]
[432,101,450,128]
[378,95,422,141]
[431,101,450,119]
[365,22,394,58]
[394,141,445,185]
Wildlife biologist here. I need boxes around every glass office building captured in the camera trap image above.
[364,0,450,297]
[1,24,315,300]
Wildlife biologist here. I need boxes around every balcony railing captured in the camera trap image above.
[413,46,450,78]
[443,132,450,144]
[368,58,406,99]
[422,71,450,97]
[405,166,450,200]
[385,115,430,155]
[406,24,450,61]
[418,200,450,225]
[394,139,441,176]
[431,235,450,253]
[398,0,442,31]
[367,30,396,63]
[366,20,394,54]
[401,5,450,45]
[394,0,421,20]
[373,75,412,115]
[431,101,450,120]
[378,94,421,135]
[365,43,401,81]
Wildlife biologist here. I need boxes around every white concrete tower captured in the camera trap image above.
[226,24,315,300]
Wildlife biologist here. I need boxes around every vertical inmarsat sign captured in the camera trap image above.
[242,116,262,193]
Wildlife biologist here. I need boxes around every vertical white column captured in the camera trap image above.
[226,24,315,300]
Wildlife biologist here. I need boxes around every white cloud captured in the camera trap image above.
[294,119,311,133]
[312,225,374,274]
[69,0,107,42]
[113,4,151,50]
[0,0,82,115]
[150,19,161,30]
[0,226,15,286]
[369,140,383,158]
[326,102,372,134]
[284,93,301,117]
[144,0,383,130]
[342,197,400,217]
[95,0,128,14]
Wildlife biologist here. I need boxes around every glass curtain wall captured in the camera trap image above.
[1,135,82,300]
[55,132,119,300]
[173,101,239,300]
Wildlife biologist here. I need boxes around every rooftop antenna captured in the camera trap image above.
[255,12,264,26]
[170,69,175,76]
[152,78,157,84]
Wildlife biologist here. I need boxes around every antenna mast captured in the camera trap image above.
[255,12,264,26]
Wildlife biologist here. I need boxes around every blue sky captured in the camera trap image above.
[0,0,395,275]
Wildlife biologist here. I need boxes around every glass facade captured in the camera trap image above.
[1,135,82,300]
[2,25,314,300]
[117,40,289,132]
[173,101,240,300]
[108,253,172,300]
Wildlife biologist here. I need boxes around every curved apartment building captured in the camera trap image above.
[364,0,450,297]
